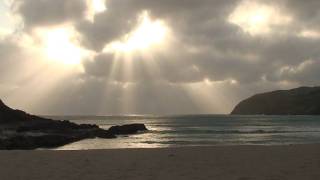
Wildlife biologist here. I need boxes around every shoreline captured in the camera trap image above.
[1,144,320,180]
[53,142,320,151]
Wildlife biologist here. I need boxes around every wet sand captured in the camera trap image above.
[0,144,320,180]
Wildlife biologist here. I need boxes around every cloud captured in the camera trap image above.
[0,0,320,114]
[14,0,87,29]
[268,59,320,85]
[228,0,292,35]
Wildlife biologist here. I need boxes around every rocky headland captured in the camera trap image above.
[0,99,147,150]
[231,86,320,115]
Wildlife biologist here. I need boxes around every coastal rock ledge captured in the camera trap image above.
[0,99,148,150]
[231,86,320,115]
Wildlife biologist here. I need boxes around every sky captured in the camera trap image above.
[0,0,320,115]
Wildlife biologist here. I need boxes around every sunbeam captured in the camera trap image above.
[104,11,169,53]
[34,26,92,66]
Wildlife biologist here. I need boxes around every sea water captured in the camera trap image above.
[54,115,320,150]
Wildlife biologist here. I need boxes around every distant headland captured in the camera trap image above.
[231,86,320,115]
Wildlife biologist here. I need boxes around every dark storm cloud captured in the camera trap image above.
[12,0,320,84]
[76,0,239,51]
[76,0,320,88]
[14,0,87,28]
[284,0,320,29]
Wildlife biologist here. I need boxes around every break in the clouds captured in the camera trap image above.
[0,0,319,115]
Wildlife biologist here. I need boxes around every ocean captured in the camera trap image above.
[53,115,320,150]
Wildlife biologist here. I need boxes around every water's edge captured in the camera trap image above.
[53,115,320,150]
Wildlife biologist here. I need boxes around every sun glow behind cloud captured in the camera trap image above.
[91,0,107,13]
[299,30,320,39]
[34,27,91,65]
[86,0,107,22]
[104,11,169,53]
[229,0,292,35]
[2,29,88,112]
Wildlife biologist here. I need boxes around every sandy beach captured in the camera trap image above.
[0,144,319,180]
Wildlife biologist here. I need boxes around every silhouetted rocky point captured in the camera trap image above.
[109,124,147,135]
[231,86,320,115]
[0,99,148,150]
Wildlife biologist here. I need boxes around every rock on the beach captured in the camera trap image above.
[108,124,148,135]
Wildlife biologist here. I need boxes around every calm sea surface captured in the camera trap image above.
[53,115,320,150]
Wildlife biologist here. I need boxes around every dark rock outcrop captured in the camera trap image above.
[1,135,77,150]
[109,124,148,135]
[231,86,320,115]
[0,99,148,150]
[0,99,46,124]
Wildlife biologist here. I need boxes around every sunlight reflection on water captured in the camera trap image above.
[54,115,320,150]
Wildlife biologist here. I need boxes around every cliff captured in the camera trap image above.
[231,86,320,115]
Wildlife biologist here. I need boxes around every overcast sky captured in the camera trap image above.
[0,0,319,115]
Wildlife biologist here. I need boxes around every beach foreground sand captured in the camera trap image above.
[0,145,320,180]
